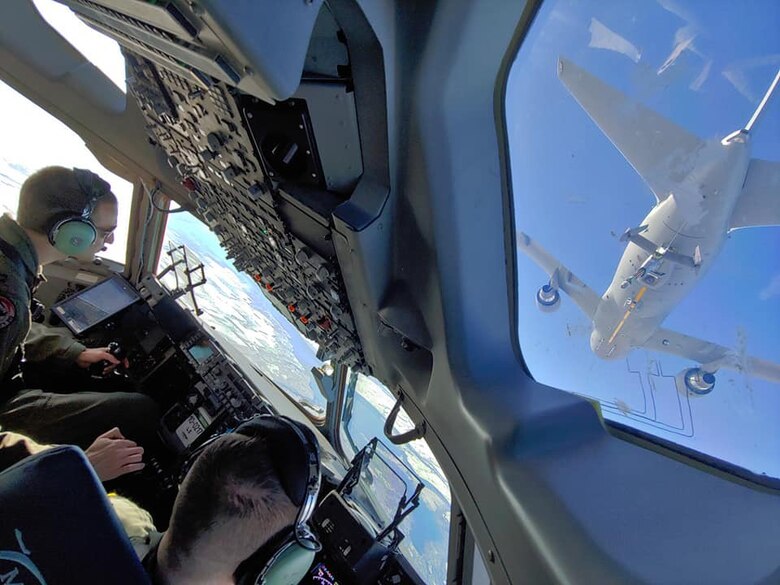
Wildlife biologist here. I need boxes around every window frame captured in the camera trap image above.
[499,0,780,491]
[338,369,454,585]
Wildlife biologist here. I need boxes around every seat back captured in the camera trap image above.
[0,445,151,585]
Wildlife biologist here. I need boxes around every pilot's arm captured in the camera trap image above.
[24,323,122,371]
[24,321,87,366]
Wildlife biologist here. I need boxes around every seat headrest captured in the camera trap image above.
[233,416,317,508]
[0,446,150,585]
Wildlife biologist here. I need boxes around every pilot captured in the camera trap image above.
[144,431,299,584]
[0,166,159,450]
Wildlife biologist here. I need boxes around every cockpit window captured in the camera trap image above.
[340,372,451,585]
[506,0,779,481]
[32,0,127,93]
[0,83,132,265]
[158,211,330,418]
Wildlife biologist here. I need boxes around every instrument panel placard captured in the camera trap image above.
[175,414,206,448]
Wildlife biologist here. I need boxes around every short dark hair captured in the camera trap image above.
[16,166,117,232]
[165,433,297,568]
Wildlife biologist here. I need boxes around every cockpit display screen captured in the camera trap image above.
[307,562,339,585]
[187,342,214,364]
[53,275,140,334]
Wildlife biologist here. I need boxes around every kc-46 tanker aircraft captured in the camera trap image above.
[0,1,779,584]
[519,58,780,396]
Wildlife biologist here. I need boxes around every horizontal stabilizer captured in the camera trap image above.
[661,248,700,269]
[646,327,780,383]
[558,58,704,203]
[621,228,656,254]
[729,159,780,230]
[517,232,601,320]
[621,229,700,268]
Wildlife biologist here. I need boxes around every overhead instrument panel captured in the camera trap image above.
[65,0,369,372]
[53,0,325,102]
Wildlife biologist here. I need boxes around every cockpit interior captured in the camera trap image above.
[0,0,778,584]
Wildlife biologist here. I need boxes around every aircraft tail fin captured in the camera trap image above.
[557,58,704,203]
[729,159,780,230]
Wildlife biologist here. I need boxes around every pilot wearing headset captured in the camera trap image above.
[142,415,322,585]
[0,166,159,451]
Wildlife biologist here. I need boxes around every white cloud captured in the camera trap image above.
[759,274,780,301]
[658,25,698,75]
[588,18,641,63]
[722,68,758,103]
[689,59,712,91]
[656,0,700,27]
[722,55,780,104]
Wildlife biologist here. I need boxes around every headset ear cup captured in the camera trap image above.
[258,541,317,585]
[51,219,97,255]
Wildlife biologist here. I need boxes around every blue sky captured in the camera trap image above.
[507,0,779,478]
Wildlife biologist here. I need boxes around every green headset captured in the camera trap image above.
[46,168,103,256]
[247,415,322,585]
[179,415,322,585]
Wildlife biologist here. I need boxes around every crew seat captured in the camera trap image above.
[0,445,151,585]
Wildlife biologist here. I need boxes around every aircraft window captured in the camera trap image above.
[32,0,127,93]
[340,371,451,584]
[506,0,780,481]
[157,211,330,417]
[0,82,133,265]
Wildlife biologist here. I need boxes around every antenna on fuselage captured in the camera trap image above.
[743,68,780,134]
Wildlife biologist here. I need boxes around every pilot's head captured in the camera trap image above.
[157,433,298,585]
[17,166,118,262]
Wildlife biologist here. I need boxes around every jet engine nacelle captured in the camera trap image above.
[682,367,716,396]
[536,284,561,313]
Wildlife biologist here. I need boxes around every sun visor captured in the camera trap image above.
[54,0,324,102]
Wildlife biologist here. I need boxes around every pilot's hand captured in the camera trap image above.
[75,347,129,374]
[85,427,145,481]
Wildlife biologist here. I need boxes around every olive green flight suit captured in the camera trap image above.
[0,214,159,449]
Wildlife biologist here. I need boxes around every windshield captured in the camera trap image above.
[0,82,133,266]
[158,211,329,416]
[159,212,452,582]
[1,0,131,265]
[506,0,779,480]
[32,0,126,92]
[341,372,451,585]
